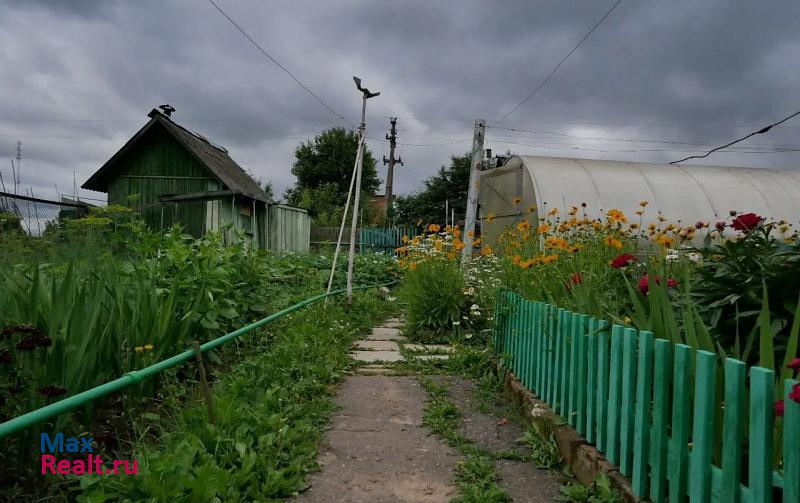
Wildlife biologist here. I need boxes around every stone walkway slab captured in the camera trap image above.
[295,376,458,502]
[356,340,400,351]
[403,344,455,353]
[414,354,449,361]
[367,327,403,341]
[350,350,403,363]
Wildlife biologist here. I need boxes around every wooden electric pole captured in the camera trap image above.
[383,117,402,217]
[461,119,485,264]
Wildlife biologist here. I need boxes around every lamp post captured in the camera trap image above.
[347,76,380,304]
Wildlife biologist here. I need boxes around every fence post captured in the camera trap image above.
[650,339,672,503]
[585,318,597,444]
[575,314,588,436]
[606,325,624,465]
[689,350,716,503]
[749,367,774,503]
[669,344,693,503]
[620,327,638,476]
[785,379,800,503]
[632,330,654,497]
[596,320,610,453]
[720,358,746,503]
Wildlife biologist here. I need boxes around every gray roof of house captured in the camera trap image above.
[82,109,268,202]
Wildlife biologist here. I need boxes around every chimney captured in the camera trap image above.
[159,104,176,117]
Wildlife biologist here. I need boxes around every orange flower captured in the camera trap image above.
[428,223,441,232]
[453,239,465,251]
[446,252,456,261]
[527,204,537,214]
[537,223,551,234]
[516,220,532,232]
[402,235,410,244]
[512,196,522,205]
[606,208,627,223]
[409,262,418,271]
[512,255,522,264]
[486,212,496,223]
[547,208,559,217]
[481,245,493,256]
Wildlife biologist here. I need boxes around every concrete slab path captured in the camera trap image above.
[295,375,459,502]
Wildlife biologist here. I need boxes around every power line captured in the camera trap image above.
[206,0,353,127]
[488,138,800,155]
[492,0,624,126]
[670,108,800,164]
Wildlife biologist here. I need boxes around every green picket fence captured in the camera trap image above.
[494,291,799,503]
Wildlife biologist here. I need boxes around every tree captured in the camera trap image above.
[284,128,380,219]
[395,153,471,226]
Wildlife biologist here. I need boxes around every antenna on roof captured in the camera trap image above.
[159,104,176,117]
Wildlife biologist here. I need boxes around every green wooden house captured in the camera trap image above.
[82,107,309,250]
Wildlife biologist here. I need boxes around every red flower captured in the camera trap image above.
[775,400,785,417]
[638,275,677,295]
[611,253,636,269]
[571,273,582,285]
[730,212,763,233]
[790,383,800,403]
[788,357,800,373]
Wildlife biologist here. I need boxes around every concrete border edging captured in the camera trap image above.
[495,362,643,503]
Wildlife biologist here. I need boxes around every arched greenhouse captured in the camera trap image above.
[479,155,800,245]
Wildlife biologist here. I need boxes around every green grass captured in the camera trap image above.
[73,292,392,502]
[419,376,510,502]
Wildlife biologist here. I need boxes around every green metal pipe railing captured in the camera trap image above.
[0,281,396,440]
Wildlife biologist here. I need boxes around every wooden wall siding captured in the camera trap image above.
[494,291,799,503]
[267,205,310,252]
[106,127,219,237]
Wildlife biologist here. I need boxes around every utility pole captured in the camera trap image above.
[347,77,380,304]
[383,117,402,217]
[461,119,485,264]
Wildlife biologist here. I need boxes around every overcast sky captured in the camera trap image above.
[2,0,800,203]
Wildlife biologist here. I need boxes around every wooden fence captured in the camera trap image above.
[494,291,799,503]
[311,226,415,255]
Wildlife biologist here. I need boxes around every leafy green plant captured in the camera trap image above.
[521,417,563,470]
[400,257,466,341]
[557,474,622,503]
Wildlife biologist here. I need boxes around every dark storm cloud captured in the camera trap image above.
[1,0,799,203]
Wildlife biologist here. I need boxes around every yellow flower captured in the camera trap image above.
[635,210,644,216]
[486,212,496,223]
[629,223,639,230]
[570,244,583,254]
[467,230,475,238]
[395,246,407,254]
[655,234,674,247]
[603,236,623,249]
[512,196,522,205]
[568,206,578,216]
[606,208,627,223]
[516,220,532,232]
[144,344,154,351]
[428,223,441,232]
[512,255,522,264]
[402,235,410,244]
[537,223,551,234]
[639,201,649,207]
[409,262,418,271]
[134,346,144,353]
[474,238,481,246]
[624,316,632,324]
[518,259,533,270]
[411,237,421,247]
[446,252,456,261]
[453,239,465,251]
[434,241,444,251]
[547,208,559,217]
[481,245,493,256]
[527,205,537,214]
[453,226,461,238]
